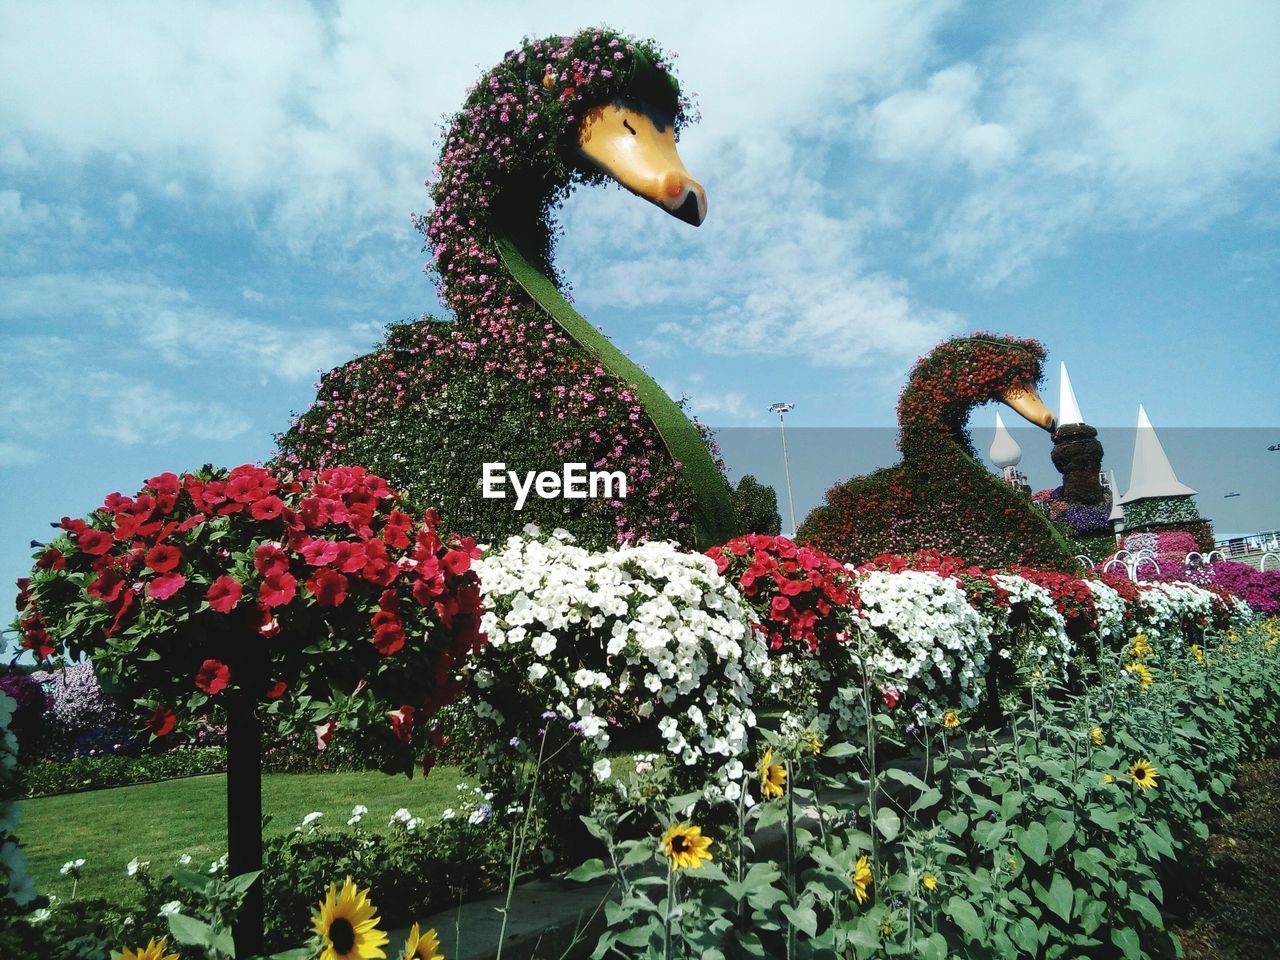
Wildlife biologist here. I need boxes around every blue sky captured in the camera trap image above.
[3,0,1279,638]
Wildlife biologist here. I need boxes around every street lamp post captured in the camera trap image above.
[769,402,798,537]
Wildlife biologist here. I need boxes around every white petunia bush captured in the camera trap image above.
[467,526,767,810]
[1136,581,1219,643]
[1082,578,1128,644]
[846,568,989,711]
[991,573,1073,674]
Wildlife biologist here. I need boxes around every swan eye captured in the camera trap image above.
[622,118,637,135]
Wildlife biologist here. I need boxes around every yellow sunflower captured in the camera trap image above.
[759,747,787,799]
[662,823,713,871]
[802,730,824,756]
[1128,758,1159,791]
[1129,633,1151,660]
[1089,726,1104,746]
[852,854,873,905]
[942,711,961,729]
[1125,662,1154,689]
[1103,773,1115,785]
[116,937,180,960]
[312,877,389,960]
[921,873,938,891]
[1191,644,1205,664]
[402,923,443,960]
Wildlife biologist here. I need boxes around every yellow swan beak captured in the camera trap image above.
[577,101,707,226]
[1000,384,1057,432]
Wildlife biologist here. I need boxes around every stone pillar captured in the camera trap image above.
[1051,423,1106,505]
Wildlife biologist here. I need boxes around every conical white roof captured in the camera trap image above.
[1107,470,1125,521]
[1059,362,1084,427]
[1119,404,1197,503]
[989,410,1022,469]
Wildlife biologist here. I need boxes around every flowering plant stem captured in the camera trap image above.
[495,724,556,960]
[785,759,798,960]
[663,868,678,960]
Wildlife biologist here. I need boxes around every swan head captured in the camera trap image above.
[900,334,1056,447]
[574,50,705,225]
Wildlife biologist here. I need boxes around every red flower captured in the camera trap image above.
[253,543,290,576]
[769,595,791,620]
[259,571,297,608]
[145,543,182,573]
[883,689,901,710]
[373,622,406,656]
[176,513,206,534]
[145,705,177,737]
[265,680,288,700]
[388,705,415,744]
[147,572,186,601]
[307,568,349,607]
[88,569,126,603]
[250,496,285,521]
[206,576,243,613]
[146,471,180,493]
[334,541,367,574]
[194,658,231,695]
[256,603,281,638]
[78,529,114,555]
[441,549,472,577]
[315,720,336,751]
[36,548,66,571]
[299,537,341,566]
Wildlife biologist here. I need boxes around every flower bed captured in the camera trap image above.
[578,617,1280,959]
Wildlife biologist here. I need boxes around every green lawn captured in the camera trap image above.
[19,767,464,908]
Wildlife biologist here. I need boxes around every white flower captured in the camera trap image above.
[440,808,456,821]
[176,854,193,867]
[592,758,612,782]
[158,900,183,918]
[296,811,323,833]
[208,854,228,875]
[126,857,149,877]
[59,859,85,875]
[531,633,557,657]
[30,908,52,924]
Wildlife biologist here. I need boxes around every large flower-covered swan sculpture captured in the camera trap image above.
[280,29,737,549]
[799,334,1079,571]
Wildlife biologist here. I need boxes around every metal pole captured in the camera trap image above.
[778,411,797,537]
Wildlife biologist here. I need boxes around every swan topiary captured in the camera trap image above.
[799,334,1080,571]
[278,28,738,549]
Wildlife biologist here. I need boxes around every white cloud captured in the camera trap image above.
[862,64,1017,173]
[0,272,371,382]
[0,341,251,452]
[0,440,43,467]
[116,191,140,229]
[912,0,1280,283]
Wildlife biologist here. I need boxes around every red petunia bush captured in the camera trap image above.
[707,534,853,653]
[13,464,485,774]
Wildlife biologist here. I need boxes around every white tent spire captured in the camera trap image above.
[1107,470,1125,522]
[989,410,1022,469]
[1058,361,1084,427]
[1119,404,1197,503]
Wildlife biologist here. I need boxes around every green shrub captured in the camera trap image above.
[21,749,229,798]
[731,476,781,537]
